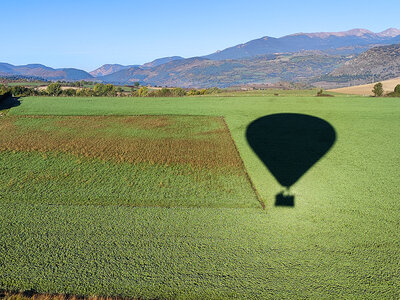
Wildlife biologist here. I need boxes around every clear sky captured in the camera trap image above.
[2,0,400,71]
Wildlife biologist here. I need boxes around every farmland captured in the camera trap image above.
[329,77,400,95]
[0,115,257,208]
[1,95,400,298]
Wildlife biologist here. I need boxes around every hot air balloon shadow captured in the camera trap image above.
[246,113,336,207]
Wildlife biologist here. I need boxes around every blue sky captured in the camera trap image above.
[2,0,400,71]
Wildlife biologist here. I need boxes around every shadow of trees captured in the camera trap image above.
[0,96,21,110]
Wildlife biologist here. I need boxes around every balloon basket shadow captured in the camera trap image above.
[275,190,295,207]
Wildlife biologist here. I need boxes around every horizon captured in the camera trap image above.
[2,26,399,73]
[2,0,400,71]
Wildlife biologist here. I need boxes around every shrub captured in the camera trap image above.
[205,87,221,94]
[171,88,186,97]
[46,83,62,96]
[316,89,334,97]
[62,88,77,97]
[158,88,172,97]
[76,88,94,97]
[188,89,200,96]
[137,87,149,97]
[10,86,34,97]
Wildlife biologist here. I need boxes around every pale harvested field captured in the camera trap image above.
[328,77,400,96]
[37,86,80,91]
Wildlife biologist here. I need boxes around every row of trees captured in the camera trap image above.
[1,85,37,97]
[132,87,221,97]
[0,83,221,98]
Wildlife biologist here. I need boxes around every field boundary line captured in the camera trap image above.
[221,117,265,210]
[10,113,226,117]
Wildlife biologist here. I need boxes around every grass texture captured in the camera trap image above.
[0,115,257,208]
[1,95,400,298]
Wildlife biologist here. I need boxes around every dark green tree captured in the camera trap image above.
[11,86,33,97]
[62,88,77,96]
[372,82,384,97]
[46,83,62,96]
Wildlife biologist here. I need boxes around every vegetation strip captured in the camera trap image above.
[221,117,265,209]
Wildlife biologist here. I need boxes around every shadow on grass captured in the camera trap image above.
[0,97,21,110]
[246,113,336,207]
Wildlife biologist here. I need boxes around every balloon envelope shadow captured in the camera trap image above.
[246,113,336,207]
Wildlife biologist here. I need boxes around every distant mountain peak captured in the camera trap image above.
[287,28,375,39]
[344,28,375,36]
[141,56,184,68]
[90,64,138,77]
[377,28,400,37]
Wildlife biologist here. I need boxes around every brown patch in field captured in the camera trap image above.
[196,128,226,136]
[55,117,107,130]
[0,119,16,131]
[118,115,172,129]
[0,116,243,170]
[55,116,172,131]
[56,117,108,130]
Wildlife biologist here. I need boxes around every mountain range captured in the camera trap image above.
[0,63,93,81]
[98,53,352,88]
[203,28,400,60]
[2,28,400,87]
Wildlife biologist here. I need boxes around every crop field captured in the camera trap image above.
[1,95,400,298]
[0,115,257,208]
[5,82,47,87]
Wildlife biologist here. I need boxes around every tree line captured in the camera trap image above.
[0,83,221,98]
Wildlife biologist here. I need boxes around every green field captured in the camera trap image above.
[1,95,400,298]
[0,115,257,208]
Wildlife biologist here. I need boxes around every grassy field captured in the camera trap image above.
[1,95,400,298]
[217,88,319,97]
[0,115,256,208]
